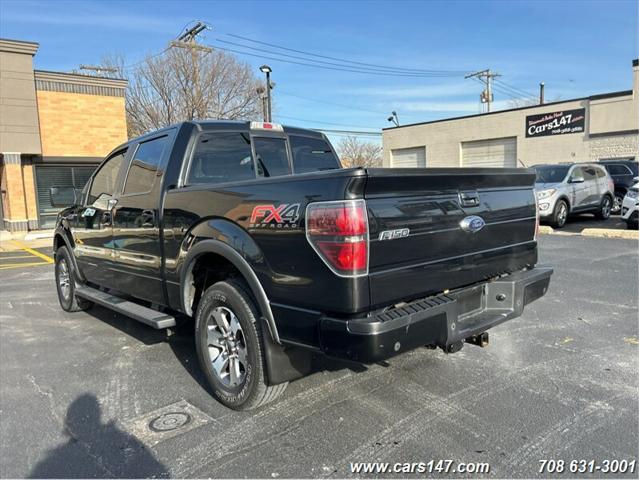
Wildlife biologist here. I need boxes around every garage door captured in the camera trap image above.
[35,165,96,228]
[461,137,517,168]
[391,146,426,168]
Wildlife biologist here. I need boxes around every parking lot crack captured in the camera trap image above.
[25,375,116,477]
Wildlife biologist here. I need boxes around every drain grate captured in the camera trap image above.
[149,412,192,432]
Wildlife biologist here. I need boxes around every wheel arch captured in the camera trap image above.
[53,227,85,283]
[180,238,280,344]
[557,195,571,212]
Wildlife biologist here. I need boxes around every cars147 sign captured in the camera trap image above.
[525,108,586,138]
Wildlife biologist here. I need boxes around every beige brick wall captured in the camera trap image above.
[36,90,127,157]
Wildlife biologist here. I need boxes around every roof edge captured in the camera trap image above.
[0,38,39,55]
[383,90,633,131]
[34,70,127,89]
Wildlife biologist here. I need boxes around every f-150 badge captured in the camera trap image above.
[378,228,410,240]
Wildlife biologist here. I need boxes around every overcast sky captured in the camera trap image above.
[1,0,636,144]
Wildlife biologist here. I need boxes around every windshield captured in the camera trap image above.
[535,166,569,184]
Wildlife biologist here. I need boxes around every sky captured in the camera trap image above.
[1,0,637,146]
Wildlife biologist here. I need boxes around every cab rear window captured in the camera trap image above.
[290,136,340,173]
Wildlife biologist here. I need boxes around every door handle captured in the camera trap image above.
[459,191,480,208]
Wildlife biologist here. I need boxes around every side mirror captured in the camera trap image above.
[569,176,585,184]
[50,187,80,207]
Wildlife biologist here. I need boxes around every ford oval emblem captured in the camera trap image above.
[460,215,485,233]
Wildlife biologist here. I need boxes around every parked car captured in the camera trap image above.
[52,121,552,410]
[598,159,639,214]
[621,185,639,229]
[534,163,614,228]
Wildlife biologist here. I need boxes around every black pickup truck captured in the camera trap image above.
[52,120,552,409]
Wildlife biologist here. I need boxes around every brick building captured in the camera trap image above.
[0,38,127,232]
[382,59,638,169]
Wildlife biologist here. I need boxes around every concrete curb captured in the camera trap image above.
[540,225,639,240]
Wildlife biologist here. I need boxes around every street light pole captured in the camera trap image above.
[259,65,272,122]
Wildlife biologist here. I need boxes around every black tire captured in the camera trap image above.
[550,199,569,228]
[612,192,624,215]
[55,246,93,312]
[596,195,612,220]
[194,279,287,410]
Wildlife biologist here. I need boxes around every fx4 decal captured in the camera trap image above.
[249,203,301,229]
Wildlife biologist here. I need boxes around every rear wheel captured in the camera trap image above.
[55,246,93,312]
[596,195,612,220]
[550,200,568,228]
[194,279,287,410]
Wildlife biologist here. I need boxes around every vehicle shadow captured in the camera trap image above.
[28,393,169,478]
[85,305,370,396]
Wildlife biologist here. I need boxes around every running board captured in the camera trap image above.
[75,286,176,329]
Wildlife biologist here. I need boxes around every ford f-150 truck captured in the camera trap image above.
[52,120,552,410]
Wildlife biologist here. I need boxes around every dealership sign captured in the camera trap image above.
[525,108,586,138]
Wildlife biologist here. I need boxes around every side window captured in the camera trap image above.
[582,166,597,181]
[594,167,607,178]
[290,136,340,173]
[606,164,631,175]
[123,136,169,195]
[569,167,584,181]
[88,150,126,204]
[188,132,254,185]
[254,137,290,178]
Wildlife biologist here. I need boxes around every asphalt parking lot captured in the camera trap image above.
[1,235,637,478]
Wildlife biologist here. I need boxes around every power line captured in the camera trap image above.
[314,129,381,136]
[278,90,389,115]
[216,38,464,77]
[493,79,537,100]
[209,43,466,78]
[224,32,468,75]
[276,114,381,130]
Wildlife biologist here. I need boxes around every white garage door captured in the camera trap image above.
[461,137,517,168]
[391,146,426,167]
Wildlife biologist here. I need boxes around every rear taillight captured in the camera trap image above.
[305,199,369,276]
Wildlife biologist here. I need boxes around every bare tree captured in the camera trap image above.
[103,47,263,137]
[337,136,382,168]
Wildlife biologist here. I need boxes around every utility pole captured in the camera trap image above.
[170,22,212,120]
[465,69,501,112]
[539,82,545,105]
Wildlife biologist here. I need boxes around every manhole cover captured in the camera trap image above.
[149,412,191,432]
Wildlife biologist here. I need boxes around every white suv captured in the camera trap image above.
[621,184,638,229]
[534,163,615,228]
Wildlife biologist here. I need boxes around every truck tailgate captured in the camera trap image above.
[365,168,538,308]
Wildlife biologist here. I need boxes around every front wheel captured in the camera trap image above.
[550,200,568,228]
[194,279,287,410]
[55,246,93,312]
[596,195,612,220]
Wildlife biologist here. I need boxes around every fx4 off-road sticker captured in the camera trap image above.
[249,203,301,229]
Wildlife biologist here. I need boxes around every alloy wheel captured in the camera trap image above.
[206,306,248,387]
[612,195,623,214]
[558,203,567,226]
[57,258,71,301]
[602,197,611,218]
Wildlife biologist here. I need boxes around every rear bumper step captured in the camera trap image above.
[319,266,553,363]
[75,286,176,329]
